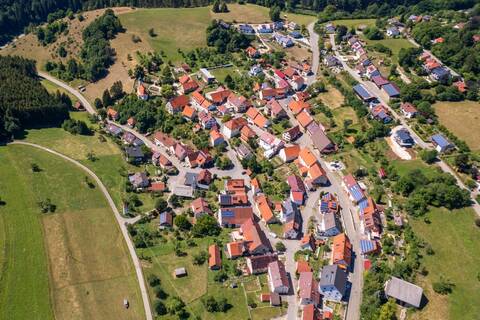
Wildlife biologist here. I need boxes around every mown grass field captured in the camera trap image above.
[0,144,144,320]
[23,124,156,212]
[41,79,79,104]
[329,18,376,29]
[119,4,316,62]
[362,37,415,63]
[410,207,480,320]
[434,100,480,151]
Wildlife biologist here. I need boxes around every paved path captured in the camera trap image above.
[329,35,480,216]
[38,72,95,114]
[10,141,153,320]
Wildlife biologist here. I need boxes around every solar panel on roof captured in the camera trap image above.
[360,240,375,254]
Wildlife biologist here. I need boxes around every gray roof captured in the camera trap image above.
[319,264,347,295]
[311,129,334,152]
[125,146,144,158]
[322,212,340,231]
[184,172,198,187]
[172,185,194,198]
[384,277,423,308]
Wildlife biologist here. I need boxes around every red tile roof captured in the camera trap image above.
[209,244,221,269]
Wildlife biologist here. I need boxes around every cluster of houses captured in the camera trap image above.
[418,51,451,83]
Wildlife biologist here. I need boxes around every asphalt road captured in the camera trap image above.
[329,34,480,217]
[10,141,153,320]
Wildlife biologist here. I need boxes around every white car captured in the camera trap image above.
[269,232,277,239]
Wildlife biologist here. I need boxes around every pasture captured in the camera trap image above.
[434,100,480,151]
[0,144,144,319]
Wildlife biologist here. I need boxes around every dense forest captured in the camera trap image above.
[1,0,477,45]
[0,56,70,140]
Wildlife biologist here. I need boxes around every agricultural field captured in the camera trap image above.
[434,100,480,151]
[0,144,144,320]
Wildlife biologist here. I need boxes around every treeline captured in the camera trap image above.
[45,9,122,82]
[206,20,252,53]
[0,55,70,140]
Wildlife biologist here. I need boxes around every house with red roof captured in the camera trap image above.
[107,107,119,120]
[226,241,246,259]
[227,93,249,112]
[267,99,287,119]
[400,102,417,118]
[191,91,215,112]
[297,271,320,306]
[208,244,221,270]
[255,194,276,224]
[218,207,254,227]
[166,95,190,114]
[190,197,212,221]
[205,87,231,105]
[240,218,272,255]
[246,254,277,274]
[222,117,248,139]
[279,145,301,162]
[210,129,225,147]
[332,233,352,269]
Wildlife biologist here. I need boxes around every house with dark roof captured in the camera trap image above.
[353,84,375,101]
[430,67,450,83]
[317,211,342,238]
[310,128,336,154]
[342,174,366,204]
[129,172,149,189]
[246,254,277,274]
[394,128,415,147]
[283,125,301,142]
[159,211,173,228]
[125,146,145,163]
[106,123,123,136]
[384,277,423,308]
[382,83,401,98]
[319,264,348,302]
[431,133,454,153]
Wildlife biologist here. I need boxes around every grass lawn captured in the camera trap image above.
[41,79,79,104]
[119,5,315,62]
[0,144,144,319]
[410,207,480,320]
[434,100,480,151]
[318,85,345,109]
[23,126,156,212]
[211,66,237,82]
[329,19,376,29]
[362,37,415,63]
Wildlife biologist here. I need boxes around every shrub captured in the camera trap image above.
[433,278,454,295]
[147,274,160,287]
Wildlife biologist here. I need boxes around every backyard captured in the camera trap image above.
[0,144,144,320]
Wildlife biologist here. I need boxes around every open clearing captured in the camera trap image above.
[329,19,376,29]
[119,4,315,62]
[434,100,480,151]
[23,125,156,212]
[410,207,480,320]
[362,37,415,63]
[0,144,144,319]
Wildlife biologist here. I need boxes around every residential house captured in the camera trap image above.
[249,64,263,77]
[298,272,320,306]
[279,145,301,163]
[259,132,284,158]
[453,80,468,93]
[190,197,212,221]
[159,211,173,228]
[267,99,287,119]
[191,91,215,112]
[283,210,301,239]
[127,117,136,128]
[317,212,342,237]
[297,111,314,131]
[239,24,255,34]
[431,133,454,153]
[287,174,306,205]
[257,24,272,33]
[279,200,298,223]
[227,93,249,112]
[287,21,299,30]
[325,23,336,33]
[186,150,213,168]
[255,194,276,224]
[371,104,392,123]
[173,143,193,161]
[182,105,197,121]
[122,132,143,146]
[222,117,248,139]
[283,125,301,142]
[199,68,216,83]
[206,87,231,105]
[166,95,190,114]
[342,174,366,204]
[298,147,317,168]
[400,102,417,118]
[319,193,340,214]
[198,112,217,129]
[302,304,321,320]
[371,75,389,89]
[197,169,213,186]
[319,264,348,302]
[332,233,352,269]
[310,126,336,154]
[107,107,119,120]
[240,218,272,255]
[240,125,256,143]
[430,67,450,83]
[125,146,145,163]
[154,132,177,149]
[235,143,254,160]
[268,260,289,294]
[360,197,382,238]
[382,83,401,98]
[323,55,342,68]
[386,27,400,37]
[300,233,316,251]
[129,172,149,189]
[218,207,254,227]
[246,46,260,59]
[246,254,277,274]
[394,128,415,147]
[106,123,123,136]
[273,33,294,47]
[307,162,328,186]
[210,129,225,147]
[288,100,311,115]
[353,84,375,101]
[208,244,221,270]
[296,260,312,274]
[179,76,199,94]
[251,178,261,195]
[384,277,423,308]
[152,152,172,169]
[290,75,305,91]
[226,241,246,259]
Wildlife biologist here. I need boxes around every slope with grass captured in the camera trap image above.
[0,144,144,319]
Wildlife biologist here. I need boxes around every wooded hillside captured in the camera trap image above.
[0,56,70,140]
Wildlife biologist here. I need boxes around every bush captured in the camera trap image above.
[419,149,438,164]
[153,299,167,315]
[275,241,286,252]
[213,270,228,283]
[147,274,160,287]
[192,251,208,265]
[433,278,454,295]
[153,285,168,299]
[174,214,192,231]
[38,198,56,213]
[62,119,92,135]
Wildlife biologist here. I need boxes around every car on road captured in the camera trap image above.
[269,232,277,238]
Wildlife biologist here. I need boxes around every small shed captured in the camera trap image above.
[174,267,187,278]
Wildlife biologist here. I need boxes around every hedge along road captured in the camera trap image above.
[10,141,153,320]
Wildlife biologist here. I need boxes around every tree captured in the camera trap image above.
[419,149,438,164]
[58,45,67,57]
[379,299,397,320]
[224,74,234,89]
[192,251,208,265]
[213,270,228,282]
[153,285,168,299]
[220,2,228,12]
[31,163,41,172]
[94,98,103,109]
[212,0,221,13]
[148,28,156,37]
[155,198,168,212]
[269,6,281,22]
[433,278,455,295]
[203,296,218,312]
[154,299,167,315]
[192,215,221,237]
[364,26,384,40]
[275,241,286,252]
[102,89,112,107]
[217,297,229,312]
[147,274,161,287]
[174,214,192,231]
[165,296,185,315]
[110,80,124,100]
